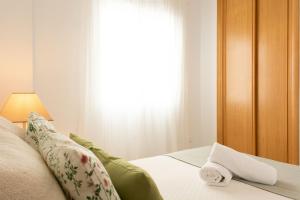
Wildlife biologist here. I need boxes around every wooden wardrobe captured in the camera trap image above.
[217,0,299,164]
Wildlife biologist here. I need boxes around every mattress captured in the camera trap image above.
[131,155,291,200]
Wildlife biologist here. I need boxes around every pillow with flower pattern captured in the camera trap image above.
[25,112,56,150]
[26,112,121,200]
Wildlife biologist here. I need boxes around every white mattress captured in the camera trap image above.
[131,156,291,200]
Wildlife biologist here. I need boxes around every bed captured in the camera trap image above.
[1,116,299,200]
[132,156,288,200]
[131,147,300,200]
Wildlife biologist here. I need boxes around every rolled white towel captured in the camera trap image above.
[199,161,233,186]
[209,143,277,185]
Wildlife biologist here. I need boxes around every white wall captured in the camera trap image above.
[33,0,218,146]
[0,0,33,108]
[33,0,84,134]
[184,0,217,147]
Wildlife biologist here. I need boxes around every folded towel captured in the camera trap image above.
[199,161,233,186]
[208,143,277,185]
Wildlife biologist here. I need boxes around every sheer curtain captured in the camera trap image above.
[79,0,188,160]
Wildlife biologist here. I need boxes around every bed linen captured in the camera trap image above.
[0,122,66,200]
[131,152,294,200]
[167,146,300,200]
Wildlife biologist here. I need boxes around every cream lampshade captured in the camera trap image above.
[0,92,52,128]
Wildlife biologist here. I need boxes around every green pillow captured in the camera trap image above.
[70,133,163,200]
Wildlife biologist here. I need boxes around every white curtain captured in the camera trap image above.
[79,0,188,160]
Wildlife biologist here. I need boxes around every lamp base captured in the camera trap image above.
[22,122,26,129]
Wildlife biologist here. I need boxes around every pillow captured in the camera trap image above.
[25,112,56,150]
[26,113,120,200]
[0,125,66,200]
[0,117,25,139]
[70,133,163,200]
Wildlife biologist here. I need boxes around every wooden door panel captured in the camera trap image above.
[218,0,299,164]
[287,0,299,165]
[223,0,256,154]
[257,0,288,162]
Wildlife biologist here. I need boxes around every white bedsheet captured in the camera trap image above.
[131,156,291,200]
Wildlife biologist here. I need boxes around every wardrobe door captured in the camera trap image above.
[218,0,299,164]
[218,0,256,154]
[257,0,299,164]
[257,0,288,162]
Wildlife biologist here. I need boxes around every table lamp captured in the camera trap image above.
[0,92,52,128]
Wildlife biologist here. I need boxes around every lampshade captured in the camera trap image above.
[0,92,52,123]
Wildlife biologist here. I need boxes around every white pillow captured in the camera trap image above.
[26,112,121,200]
[0,127,66,200]
[0,117,25,139]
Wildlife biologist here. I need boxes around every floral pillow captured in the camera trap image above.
[26,112,121,200]
[25,112,56,150]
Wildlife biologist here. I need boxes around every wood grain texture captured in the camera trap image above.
[257,0,288,162]
[217,0,225,144]
[287,0,299,165]
[223,0,256,154]
[217,0,299,163]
